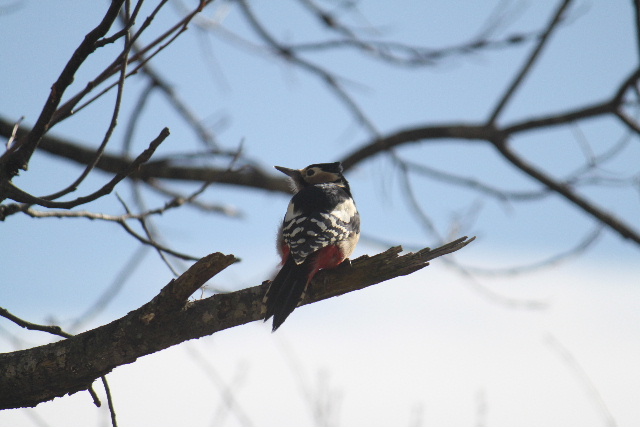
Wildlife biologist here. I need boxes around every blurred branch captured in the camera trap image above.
[0,92,619,194]
[545,334,617,427]
[0,237,473,410]
[358,233,548,310]
[215,0,555,68]
[337,65,640,246]
[145,180,242,217]
[461,225,603,276]
[116,192,195,268]
[184,344,254,427]
[234,0,379,135]
[291,0,548,69]
[67,246,149,335]
[398,157,549,202]
[491,136,640,245]
[487,0,573,123]
[277,336,342,427]
[341,124,502,170]
[129,49,221,150]
[0,116,291,194]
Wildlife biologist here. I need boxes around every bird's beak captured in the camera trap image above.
[274,166,300,178]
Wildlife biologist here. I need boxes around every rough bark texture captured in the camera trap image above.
[0,237,473,410]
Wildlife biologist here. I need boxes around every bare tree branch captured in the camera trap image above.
[341,124,501,170]
[0,116,291,195]
[67,246,149,335]
[398,157,549,202]
[545,334,617,427]
[490,137,640,245]
[462,225,603,276]
[0,0,126,178]
[234,0,379,135]
[184,344,255,427]
[487,0,573,123]
[0,308,112,412]
[0,237,473,410]
[42,17,135,202]
[0,127,170,209]
[0,307,72,340]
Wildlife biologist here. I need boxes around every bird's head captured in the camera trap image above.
[275,162,348,191]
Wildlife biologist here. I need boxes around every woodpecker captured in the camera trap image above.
[264,162,360,331]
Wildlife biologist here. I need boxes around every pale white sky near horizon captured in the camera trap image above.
[1,1,639,426]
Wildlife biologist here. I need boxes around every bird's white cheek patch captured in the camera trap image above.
[330,199,357,223]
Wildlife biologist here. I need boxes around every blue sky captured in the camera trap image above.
[1,1,639,426]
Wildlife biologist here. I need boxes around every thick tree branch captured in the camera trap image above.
[0,237,473,410]
[305,237,475,302]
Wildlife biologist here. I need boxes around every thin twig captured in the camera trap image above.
[0,307,72,339]
[51,0,199,126]
[394,156,442,240]
[400,157,549,202]
[0,127,170,208]
[144,180,242,217]
[121,190,182,276]
[184,344,254,427]
[487,0,573,124]
[122,81,156,156]
[102,376,119,427]
[462,225,603,276]
[491,137,640,245]
[132,49,220,149]
[235,0,379,136]
[118,215,199,261]
[545,334,617,427]
[42,19,134,202]
[0,307,105,407]
[0,0,126,177]
[67,246,149,334]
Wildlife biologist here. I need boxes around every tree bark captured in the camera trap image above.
[0,237,473,410]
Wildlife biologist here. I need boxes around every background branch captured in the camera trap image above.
[487,0,572,123]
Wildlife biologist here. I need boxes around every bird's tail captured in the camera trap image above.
[263,257,314,331]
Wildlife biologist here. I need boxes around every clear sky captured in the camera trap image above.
[0,1,639,426]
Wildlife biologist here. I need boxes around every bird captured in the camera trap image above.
[264,162,361,331]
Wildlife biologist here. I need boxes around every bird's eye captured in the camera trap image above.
[306,169,316,176]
